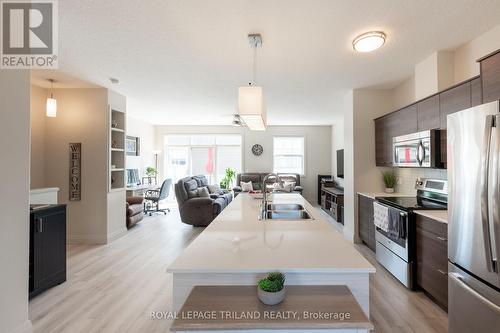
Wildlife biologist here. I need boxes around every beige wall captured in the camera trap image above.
[30,85,47,189]
[391,76,415,110]
[454,23,500,83]
[43,88,110,244]
[0,71,32,333]
[415,52,439,100]
[155,125,332,204]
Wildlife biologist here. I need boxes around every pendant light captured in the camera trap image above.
[238,33,266,131]
[46,79,57,117]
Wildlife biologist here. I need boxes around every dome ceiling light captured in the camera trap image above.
[353,31,386,53]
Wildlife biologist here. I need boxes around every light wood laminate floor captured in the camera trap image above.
[29,204,448,333]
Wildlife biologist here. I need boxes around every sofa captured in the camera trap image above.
[232,173,303,196]
[175,175,233,227]
[126,196,144,229]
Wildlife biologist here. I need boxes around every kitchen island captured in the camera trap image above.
[167,193,375,329]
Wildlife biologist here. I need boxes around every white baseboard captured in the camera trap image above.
[107,227,127,243]
[8,320,33,333]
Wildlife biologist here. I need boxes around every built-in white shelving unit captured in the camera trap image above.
[109,106,126,191]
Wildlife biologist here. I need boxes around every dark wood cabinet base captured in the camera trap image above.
[29,204,67,299]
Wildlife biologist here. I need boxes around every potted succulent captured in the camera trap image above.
[257,272,286,305]
[382,170,397,193]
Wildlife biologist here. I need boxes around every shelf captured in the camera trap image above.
[111,168,124,172]
[111,127,124,132]
[110,148,124,152]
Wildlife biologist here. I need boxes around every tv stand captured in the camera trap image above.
[320,185,344,224]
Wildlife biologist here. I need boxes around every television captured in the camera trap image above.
[336,149,344,179]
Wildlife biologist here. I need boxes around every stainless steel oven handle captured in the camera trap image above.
[480,115,496,273]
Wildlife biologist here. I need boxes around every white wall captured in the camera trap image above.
[126,115,155,177]
[155,125,332,204]
[331,121,344,187]
[342,91,355,241]
[30,85,47,189]
[348,89,394,241]
[0,71,32,333]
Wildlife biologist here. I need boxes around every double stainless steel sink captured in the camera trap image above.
[262,203,314,220]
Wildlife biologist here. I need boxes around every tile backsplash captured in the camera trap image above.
[395,168,447,195]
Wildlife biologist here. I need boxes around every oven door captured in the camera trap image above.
[374,205,409,261]
[393,132,433,167]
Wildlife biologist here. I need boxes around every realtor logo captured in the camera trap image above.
[1,0,58,68]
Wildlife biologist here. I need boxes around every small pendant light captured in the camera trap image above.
[46,79,57,117]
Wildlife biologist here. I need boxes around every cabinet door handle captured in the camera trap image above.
[36,218,43,233]
[436,236,447,241]
[437,269,448,276]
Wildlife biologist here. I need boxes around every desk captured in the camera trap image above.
[126,184,157,197]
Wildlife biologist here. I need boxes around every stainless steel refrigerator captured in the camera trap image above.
[448,100,500,332]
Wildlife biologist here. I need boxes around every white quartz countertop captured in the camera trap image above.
[357,192,414,200]
[415,210,448,224]
[168,193,375,274]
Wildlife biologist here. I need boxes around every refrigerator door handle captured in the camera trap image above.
[481,115,497,273]
[449,272,500,312]
[492,114,500,273]
[481,115,497,272]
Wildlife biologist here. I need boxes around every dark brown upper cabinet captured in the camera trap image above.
[393,105,418,136]
[479,50,500,104]
[417,95,440,131]
[375,116,394,166]
[471,77,482,107]
[439,82,471,129]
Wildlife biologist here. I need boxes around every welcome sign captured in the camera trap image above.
[69,143,81,201]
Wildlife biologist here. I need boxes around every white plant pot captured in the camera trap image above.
[384,187,395,193]
[257,287,286,305]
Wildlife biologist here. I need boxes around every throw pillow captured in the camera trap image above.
[197,187,210,198]
[241,181,253,192]
[207,184,221,194]
[274,181,295,192]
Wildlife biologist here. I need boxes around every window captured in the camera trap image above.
[273,136,305,175]
[164,135,242,185]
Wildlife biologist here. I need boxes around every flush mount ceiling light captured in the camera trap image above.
[46,79,57,117]
[353,31,386,53]
[238,33,267,131]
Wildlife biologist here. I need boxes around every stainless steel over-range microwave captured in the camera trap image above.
[393,130,442,168]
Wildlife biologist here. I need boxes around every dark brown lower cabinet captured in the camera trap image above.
[30,204,67,298]
[416,214,448,310]
[358,195,375,252]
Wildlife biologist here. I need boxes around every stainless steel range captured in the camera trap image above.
[375,178,448,289]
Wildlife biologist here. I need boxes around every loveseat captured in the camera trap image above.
[175,175,233,227]
[232,173,303,196]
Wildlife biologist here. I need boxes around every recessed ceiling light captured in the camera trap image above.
[109,77,120,84]
[353,31,386,53]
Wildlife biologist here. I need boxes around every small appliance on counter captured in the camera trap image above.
[374,178,447,289]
